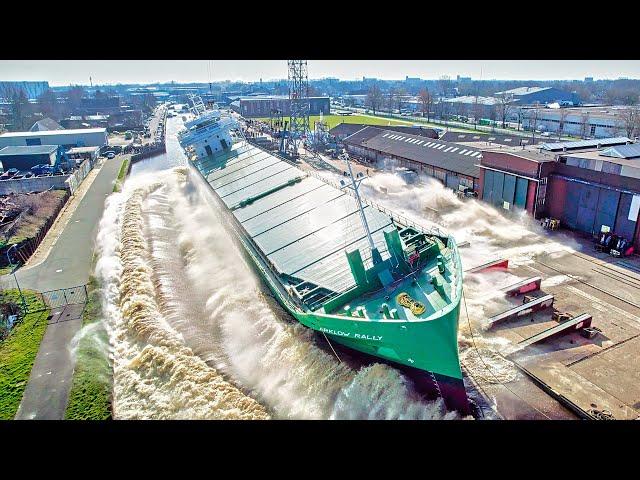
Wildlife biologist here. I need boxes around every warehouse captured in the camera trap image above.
[479,137,640,251]
[329,123,439,141]
[520,106,634,139]
[494,86,579,106]
[343,126,482,191]
[440,131,541,148]
[0,145,61,171]
[235,96,330,118]
[0,128,108,149]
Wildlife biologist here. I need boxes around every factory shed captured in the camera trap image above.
[440,131,541,147]
[330,123,438,141]
[30,118,64,132]
[0,145,59,171]
[343,126,481,191]
[479,137,640,251]
[0,128,108,149]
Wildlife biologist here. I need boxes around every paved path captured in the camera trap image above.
[12,156,123,420]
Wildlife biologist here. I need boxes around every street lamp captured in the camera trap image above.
[6,245,27,314]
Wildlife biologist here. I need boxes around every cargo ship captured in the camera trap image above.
[178,101,470,414]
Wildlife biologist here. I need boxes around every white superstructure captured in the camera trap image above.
[177,95,238,159]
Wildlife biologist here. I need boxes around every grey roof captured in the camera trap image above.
[332,123,438,139]
[599,143,640,159]
[494,86,551,96]
[440,131,540,147]
[540,137,631,152]
[0,145,58,156]
[441,95,502,106]
[29,118,64,132]
[0,127,106,138]
[343,126,384,144]
[345,127,482,178]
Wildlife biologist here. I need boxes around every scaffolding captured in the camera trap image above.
[286,60,310,157]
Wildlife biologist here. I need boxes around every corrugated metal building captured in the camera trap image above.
[0,145,60,171]
[343,126,482,191]
[0,128,108,149]
[479,137,640,251]
[237,96,330,118]
[329,123,439,141]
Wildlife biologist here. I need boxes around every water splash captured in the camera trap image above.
[95,171,269,420]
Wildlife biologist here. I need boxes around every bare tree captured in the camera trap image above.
[37,89,59,120]
[557,108,569,140]
[524,109,540,143]
[579,111,591,139]
[418,87,432,120]
[618,106,640,139]
[437,75,452,98]
[365,83,384,115]
[472,95,483,130]
[0,84,30,131]
[495,92,514,128]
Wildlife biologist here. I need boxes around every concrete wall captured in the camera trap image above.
[65,157,94,194]
[0,175,70,195]
[0,157,94,196]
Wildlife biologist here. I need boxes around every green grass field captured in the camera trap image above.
[257,113,479,134]
[113,157,130,193]
[65,276,112,420]
[258,114,415,131]
[0,290,49,420]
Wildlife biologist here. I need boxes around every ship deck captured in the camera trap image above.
[192,142,397,298]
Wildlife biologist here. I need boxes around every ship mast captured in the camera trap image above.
[340,152,382,264]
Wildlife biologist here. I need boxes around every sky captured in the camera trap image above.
[2,60,640,86]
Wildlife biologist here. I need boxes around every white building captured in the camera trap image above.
[0,128,108,149]
[520,106,635,139]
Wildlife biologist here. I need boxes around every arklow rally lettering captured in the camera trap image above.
[319,327,382,341]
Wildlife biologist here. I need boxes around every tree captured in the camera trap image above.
[524,109,539,143]
[0,84,30,131]
[579,111,591,139]
[418,88,432,121]
[495,92,514,128]
[618,106,640,138]
[37,89,59,120]
[365,83,384,115]
[437,75,452,98]
[65,85,85,110]
[472,95,483,129]
[557,108,569,140]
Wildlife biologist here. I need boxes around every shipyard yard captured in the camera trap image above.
[80,113,638,420]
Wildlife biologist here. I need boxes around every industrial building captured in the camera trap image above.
[329,123,439,141]
[520,106,635,139]
[0,128,108,149]
[30,118,64,132]
[0,145,61,171]
[232,96,330,118]
[440,131,541,148]
[0,81,50,100]
[440,96,503,119]
[343,126,481,191]
[479,137,640,251]
[494,86,579,106]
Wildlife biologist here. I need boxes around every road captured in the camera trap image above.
[9,155,124,420]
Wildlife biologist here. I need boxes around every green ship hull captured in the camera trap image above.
[187,139,470,414]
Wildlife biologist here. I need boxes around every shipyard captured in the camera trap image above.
[1,57,640,424]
